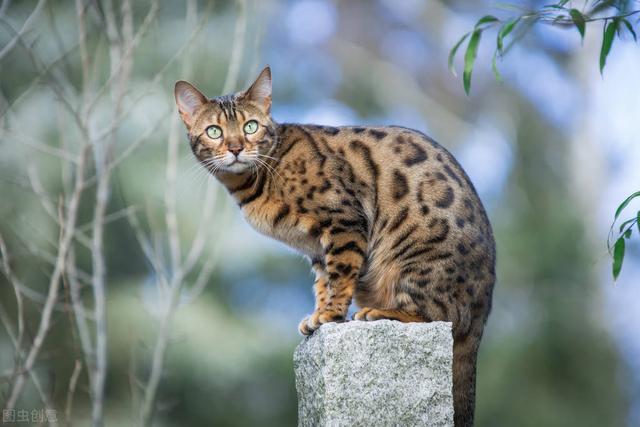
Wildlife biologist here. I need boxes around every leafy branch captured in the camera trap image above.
[449,0,639,95]
[450,1,639,281]
[608,191,640,280]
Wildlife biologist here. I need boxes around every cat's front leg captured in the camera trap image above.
[298,232,366,335]
[298,257,330,335]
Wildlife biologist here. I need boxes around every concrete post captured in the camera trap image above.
[294,320,454,427]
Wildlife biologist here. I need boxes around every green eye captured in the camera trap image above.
[243,120,259,134]
[206,125,222,139]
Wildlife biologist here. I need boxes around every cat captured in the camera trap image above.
[174,66,496,427]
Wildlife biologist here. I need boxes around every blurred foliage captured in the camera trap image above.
[609,191,640,279]
[451,0,639,94]
[450,0,639,279]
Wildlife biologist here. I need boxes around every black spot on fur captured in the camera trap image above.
[296,197,308,214]
[369,129,387,140]
[309,225,321,237]
[324,126,340,136]
[404,140,428,166]
[349,140,379,178]
[457,242,470,255]
[388,207,409,232]
[319,179,332,193]
[272,204,290,226]
[336,263,353,275]
[415,279,430,288]
[392,170,409,200]
[330,227,347,235]
[444,164,463,187]
[426,218,450,244]
[330,241,366,257]
[435,186,455,209]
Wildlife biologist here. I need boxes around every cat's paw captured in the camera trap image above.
[353,307,423,322]
[298,310,346,335]
[353,307,383,321]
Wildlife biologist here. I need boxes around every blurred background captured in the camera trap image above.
[0,0,639,426]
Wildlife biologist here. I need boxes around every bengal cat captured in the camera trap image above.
[174,67,496,427]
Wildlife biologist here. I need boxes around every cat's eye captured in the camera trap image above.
[206,125,222,139]
[243,120,259,134]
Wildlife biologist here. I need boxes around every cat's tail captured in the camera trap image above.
[452,328,481,427]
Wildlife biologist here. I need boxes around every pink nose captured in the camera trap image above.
[228,145,243,156]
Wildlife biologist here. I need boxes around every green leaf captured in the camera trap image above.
[612,236,625,280]
[637,211,640,233]
[622,18,637,41]
[569,9,586,41]
[614,190,640,220]
[618,217,637,233]
[497,17,520,54]
[449,33,470,77]
[624,228,632,239]
[492,50,502,82]
[475,15,499,28]
[543,3,567,10]
[600,19,618,74]
[464,29,483,95]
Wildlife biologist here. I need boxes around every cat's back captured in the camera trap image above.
[281,123,493,240]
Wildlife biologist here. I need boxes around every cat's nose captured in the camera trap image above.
[228,144,244,157]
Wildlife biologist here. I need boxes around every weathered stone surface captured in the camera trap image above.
[294,320,454,427]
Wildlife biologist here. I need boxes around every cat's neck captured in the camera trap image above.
[215,170,255,189]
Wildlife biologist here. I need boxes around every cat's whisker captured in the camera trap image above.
[253,157,281,186]
[256,153,279,162]
[251,154,283,184]
[250,158,274,183]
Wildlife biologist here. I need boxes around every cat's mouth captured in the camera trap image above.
[202,151,259,174]
[220,158,252,174]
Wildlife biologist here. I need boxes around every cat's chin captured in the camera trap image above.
[221,161,252,174]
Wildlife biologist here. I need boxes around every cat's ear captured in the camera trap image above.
[242,66,272,113]
[174,81,207,128]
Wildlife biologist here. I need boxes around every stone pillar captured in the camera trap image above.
[294,320,454,427]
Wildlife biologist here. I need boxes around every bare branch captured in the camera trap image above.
[88,0,139,422]
[78,206,137,233]
[0,233,25,358]
[0,36,80,120]
[86,0,160,115]
[139,0,199,423]
[0,0,47,62]
[0,0,11,17]
[5,137,89,410]
[139,0,247,423]
[0,301,57,425]
[64,359,83,425]
[25,164,92,251]
[221,0,248,94]
[0,18,91,140]
[0,128,79,163]
[67,247,95,385]
[76,0,91,101]
[127,212,170,288]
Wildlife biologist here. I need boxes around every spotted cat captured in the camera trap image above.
[174,67,496,427]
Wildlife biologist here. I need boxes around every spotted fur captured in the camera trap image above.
[175,67,496,427]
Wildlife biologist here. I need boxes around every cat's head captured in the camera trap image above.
[174,67,277,174]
